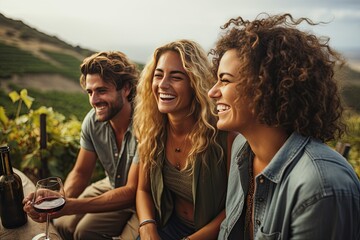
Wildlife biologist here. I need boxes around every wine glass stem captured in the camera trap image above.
[45,213,50,240]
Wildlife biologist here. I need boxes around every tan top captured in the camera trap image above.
[150,131,229,230]
[163,158,193,203]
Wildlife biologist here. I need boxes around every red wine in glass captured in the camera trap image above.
[33,197,66,214]
[32,177,65,240]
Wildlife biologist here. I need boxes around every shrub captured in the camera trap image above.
[0,89,104,182]
[336,112,360,177]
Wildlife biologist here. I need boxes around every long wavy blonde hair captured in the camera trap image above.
[133,39,220,172]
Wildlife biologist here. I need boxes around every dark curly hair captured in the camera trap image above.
[210,13,346,142]
[80,51,139,102]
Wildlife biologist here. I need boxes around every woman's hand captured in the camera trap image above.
[139,223,161,240]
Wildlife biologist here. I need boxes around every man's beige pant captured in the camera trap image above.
[54,177,139,240]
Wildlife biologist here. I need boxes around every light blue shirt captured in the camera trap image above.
[219,132,360,239]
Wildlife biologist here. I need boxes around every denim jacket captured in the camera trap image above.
[219,132,360,240]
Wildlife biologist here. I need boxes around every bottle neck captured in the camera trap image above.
[0,146,14,175]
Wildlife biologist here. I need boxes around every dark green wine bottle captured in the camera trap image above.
[0,145,27,228]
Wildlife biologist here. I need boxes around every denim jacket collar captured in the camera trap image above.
[261,132,310,183]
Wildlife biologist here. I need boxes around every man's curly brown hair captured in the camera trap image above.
[210,13,346,142]
[79,51,139,102]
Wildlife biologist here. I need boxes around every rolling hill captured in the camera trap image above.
[1,12,360,118]
[0,13,98,119]
[0,12,94,90]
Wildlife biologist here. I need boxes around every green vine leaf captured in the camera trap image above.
[9,91,20,103]
[20,89,35,109]
[0,106,9,125]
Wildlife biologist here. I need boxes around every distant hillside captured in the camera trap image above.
[337,65,360,113]
[0,13,96,119]
[0,13,94,84]
[0,13,143,90]
[0,13,94,58]
[0,12,360,117]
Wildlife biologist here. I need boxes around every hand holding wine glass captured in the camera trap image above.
[32,177,66,240]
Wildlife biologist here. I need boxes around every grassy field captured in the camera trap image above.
[0,86,90,121]
[0,42,82,81]
[0,41,90,120]
[0,42,60,78]
[41,50,82,81]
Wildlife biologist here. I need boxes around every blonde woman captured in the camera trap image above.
[134,39,236,240]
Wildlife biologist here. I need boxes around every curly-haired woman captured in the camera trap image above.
[208,13,360,240]
[134,39,237,240]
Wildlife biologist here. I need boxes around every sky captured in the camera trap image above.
[1,0,360,63]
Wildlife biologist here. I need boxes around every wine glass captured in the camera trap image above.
[32,177,66,240]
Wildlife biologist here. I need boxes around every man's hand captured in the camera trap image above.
[23,192,66,222]
[23,192,47,222]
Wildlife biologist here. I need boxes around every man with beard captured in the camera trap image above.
[24,51,140,240]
